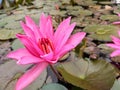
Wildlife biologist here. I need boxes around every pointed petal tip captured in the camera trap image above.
[41,12,45,16]
[106,44,113,47]
[25,15,31,19]
[110,52,120,57]
[16,34,22,38]
[79,32,86,38]
[67,17,71,21]
[112,21,120,24]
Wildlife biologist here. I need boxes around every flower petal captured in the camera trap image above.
[54,17,71,46]
[118,13,120,17]
[25,16,37,30]
[7,48,31,60]
[16,34,43,56]
[25,16,42,41]
[112,21,120,25]
[15,62,48,90]
[17,56,44,65]
[55,32,86,59]
[20,21,35,39]
[45,19,54,40]
[39,13,53,38]
[55,22,76,52]
[106,44,120,49]
[110,50,120,57]
[40,51,56,64]
[118,31,120,36]
[111,36,120,45]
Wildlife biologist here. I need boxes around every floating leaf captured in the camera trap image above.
[97,44,113,54]
[57,58,116,90]
[98,1,113,5]
[83,25,119,41]
[0,29,23,40]
[0,21,7,28]
[41,83,68,90]
[73,0,96,6]
[79,10,93,16]
[11,39,24,50]
[111,79,120,90]
[100,15,119,22]
[66,6,83,11]
[5,21,21,29]
[49,10,67,17]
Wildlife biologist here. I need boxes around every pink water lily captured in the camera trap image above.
[7,13,86,90]
[107,31,120,57]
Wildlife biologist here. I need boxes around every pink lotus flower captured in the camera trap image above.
[7,13,86,90]
[107,31,120,57]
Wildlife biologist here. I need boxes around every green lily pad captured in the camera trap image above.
[57,58,116,90]
[49,10,67,17]
[83,25,119,41]
[97,44,113,54]
[100,15,119,22]
[66,6,83,11]
[5,21,21,29]
[0,21,7,28]
[68,9,92,17]
[98,1,113,5]
[73,0,96,6]
[11,39,24,50]
[0,29,23,40]
[111,79,120,90]
[79,10,93,16]
[41,83,68,90]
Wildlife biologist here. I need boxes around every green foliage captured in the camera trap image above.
[111,79,120,90]
[83,25,119,41]
[100,15,119,22]
[11,39,24,50]
[0,0,33,9]
[57,58,116,90]
[41,83,68,90]
[0,29,22,40]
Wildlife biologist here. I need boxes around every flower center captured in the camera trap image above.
[38,38,54,54]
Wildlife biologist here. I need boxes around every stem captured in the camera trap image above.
[49,64,63,81]
[79,38,87,58]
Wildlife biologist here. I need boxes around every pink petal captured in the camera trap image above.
[118,13,120,17]
[17,56,44,65]
[39,13,47,32]
[20,21,35,39]
[40,51,56,64]
[112,21,120,25]
[16,34,43,56]
[55,32,86,59]
[45,19,54,40]
[25,16,37,30]
[55,22,76,52]
[25,16,42,41]
[15,62,48,90]
[110,50,120,57]
[118,31,120,36]
[39,13,53,38]
[106,44,120,49]
[54,17,71,45]
[111,36,120,45]
[7,48,31,60]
